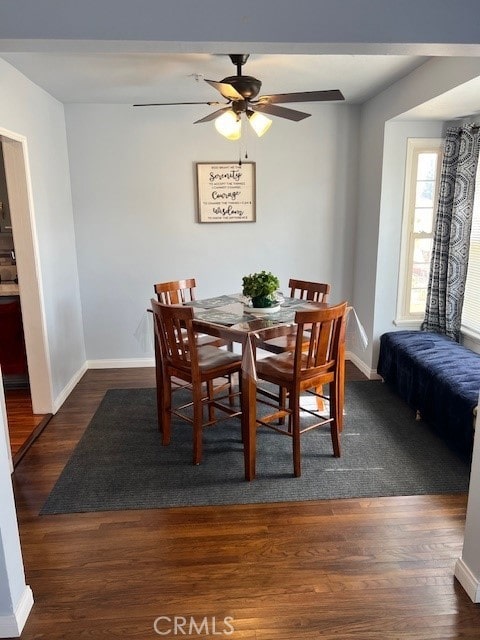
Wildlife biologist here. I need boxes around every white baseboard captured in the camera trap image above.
[346,351,381,380]
[454,558,480,603]
[0,586,34,638]
[52,361,88,413]
[87,358,155,369]
[87,356,379,379]
[51,358,155,412]
[50,353,378,415]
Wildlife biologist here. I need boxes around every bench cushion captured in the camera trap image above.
[378,330,480,457]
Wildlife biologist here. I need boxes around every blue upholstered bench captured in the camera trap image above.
[377,330,480,457]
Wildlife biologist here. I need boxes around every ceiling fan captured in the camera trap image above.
[133,54,345,139]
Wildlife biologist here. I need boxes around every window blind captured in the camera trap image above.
[462,160,480,336]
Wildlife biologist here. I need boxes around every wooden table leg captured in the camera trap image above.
[241,366,257,480]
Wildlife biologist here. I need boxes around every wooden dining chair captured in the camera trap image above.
[256,279,331,417]
[154,279,224,347]
[255,301,348,477]
[151,299,246,467]
[153,278,234,415]
[256,278,330,354]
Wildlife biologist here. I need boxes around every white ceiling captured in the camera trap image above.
[0,52,429,105]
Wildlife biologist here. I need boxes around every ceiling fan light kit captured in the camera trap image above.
[215,108,272,140]
[134,54,344,140]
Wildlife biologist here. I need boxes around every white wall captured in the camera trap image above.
[65,102,359,362]
[0,58,86,401]
[373,120,445,364]
[0,58,86,634]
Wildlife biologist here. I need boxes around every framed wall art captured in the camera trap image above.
[195,162,256,223]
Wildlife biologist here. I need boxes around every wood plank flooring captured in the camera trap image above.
[4,388,51,464]
[10,366,480,639]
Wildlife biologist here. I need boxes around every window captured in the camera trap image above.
[461,160,480,337]
[397,139,443,323]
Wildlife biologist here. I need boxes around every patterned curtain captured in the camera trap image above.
[422,124,480,341]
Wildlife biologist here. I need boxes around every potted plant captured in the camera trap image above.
[242,270,280,308]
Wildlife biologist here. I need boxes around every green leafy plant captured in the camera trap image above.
[242,270,280,308]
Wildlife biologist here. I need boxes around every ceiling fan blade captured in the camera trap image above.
[256,89,345,105]
[133,101,223,107]
[253,103,311,122]
[204,79,244,101]
[193,107,232,124]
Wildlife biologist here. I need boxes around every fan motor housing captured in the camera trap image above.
[221,75,262,100]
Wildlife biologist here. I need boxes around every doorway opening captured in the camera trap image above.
[0,141,28,389]
[0,129,54,463]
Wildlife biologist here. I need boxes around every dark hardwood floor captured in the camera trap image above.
[5,388,51,466]
[10,365,480,639]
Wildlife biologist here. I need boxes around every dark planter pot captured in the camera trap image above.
[251,295,275,308]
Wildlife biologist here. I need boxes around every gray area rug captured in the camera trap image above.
[41,381,471,514]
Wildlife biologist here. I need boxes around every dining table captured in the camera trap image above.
[185,293,331,480]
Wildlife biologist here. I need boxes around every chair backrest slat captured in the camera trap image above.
[151,299,199,371]
[294,302,348,378]
[154,278,197,305]
[289,278,330,303]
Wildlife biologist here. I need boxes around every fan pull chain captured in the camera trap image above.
[238,147,248,166]
[242,113,249,163]
[238,138,248,165]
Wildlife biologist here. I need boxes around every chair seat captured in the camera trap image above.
[256,351,295,377]
[256,352,335,387]
[197,345,242,371]
[169,346,241,380]
[257,331,310,354]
